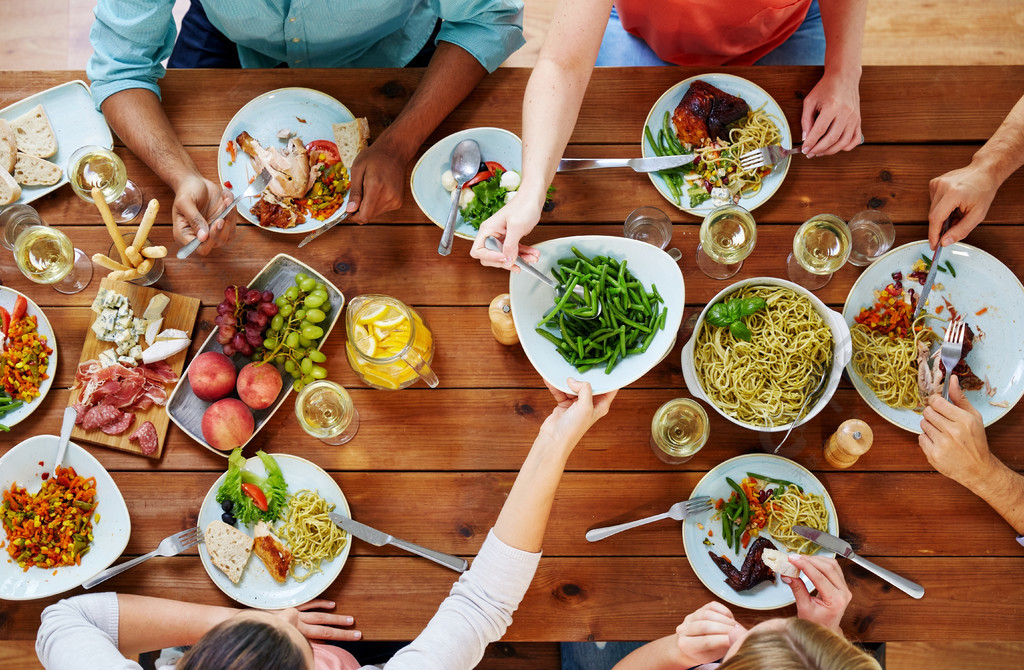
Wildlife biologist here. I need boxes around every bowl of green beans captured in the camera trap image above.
[509,235,684,395]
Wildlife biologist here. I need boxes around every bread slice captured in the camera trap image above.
[0,170,21,206]
[205,520,253,584]
[0,119,16,173]
[253,520,292,583]
[14,152,62,186]
[761,548,801,578]
[10,104,57,158]
[332,118,369,170]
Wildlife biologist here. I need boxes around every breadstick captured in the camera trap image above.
[137,259,154,276]
[141,245,167,259]
[107,270,125,281]
[132,199,159,249]
[119,267,142,281]
[92,253,129,273]
[125,245,144,267]
[92,187,130,266]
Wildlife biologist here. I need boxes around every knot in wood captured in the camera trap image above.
[457,523,474,538]
[333,261,351,274]
[553,582,585,603]
[867,197,885,209]
[514,402,534,417]
[380,81,406,99]
[879,170,892,182]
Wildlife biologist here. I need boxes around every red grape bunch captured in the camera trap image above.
[216,285,278,357]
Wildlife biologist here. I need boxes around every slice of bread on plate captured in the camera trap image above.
[11,104,58,158]
[205,520,253,584]
[253,520,292,583]
[332,118,369,170]
[0,170,21,206]
[14,152,63,186]
[761,548,801,578]
[0,119,16,173]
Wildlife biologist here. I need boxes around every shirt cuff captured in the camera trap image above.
[89,78,162,111]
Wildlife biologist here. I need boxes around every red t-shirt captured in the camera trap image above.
[615,0,812,66]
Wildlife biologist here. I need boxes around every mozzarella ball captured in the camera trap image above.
[505,190,518,204]
[459,188,476,208]
[441,170,457,192]
[499,170,521,191]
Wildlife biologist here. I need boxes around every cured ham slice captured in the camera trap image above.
[671,80,749,147]
[73,359,178,412]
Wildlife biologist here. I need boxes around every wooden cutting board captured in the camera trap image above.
[68,277,200,458]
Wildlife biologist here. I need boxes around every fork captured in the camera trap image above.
[585,496,714,542]
[177,168,273,260]
[83,527,202,589]
[738,145,801,172]
[940,315,966,401]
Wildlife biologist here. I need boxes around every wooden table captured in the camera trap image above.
[2,67,1023,660]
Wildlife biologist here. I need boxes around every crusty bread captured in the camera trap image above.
[0,119,16,173]
[205,520,253,584]
[761,548,801,578]
[10,104,58,158]
[331,117,369,170]
[0,170,21,206]
[14,152,63,186]
[253,520,292,583]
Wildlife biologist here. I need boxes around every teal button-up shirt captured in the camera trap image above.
[87,0,525,108]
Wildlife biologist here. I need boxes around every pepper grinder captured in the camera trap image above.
[824,419,873,468]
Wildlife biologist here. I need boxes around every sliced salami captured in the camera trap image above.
[81,404,122,431]
[100,411,135,436]
[129,421,159,455]
[72,403,88,425]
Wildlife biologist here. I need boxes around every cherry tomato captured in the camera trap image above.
[305,140,341,166]
[223,181,233,189]
[462,161,507,189]
[241,483,269,511]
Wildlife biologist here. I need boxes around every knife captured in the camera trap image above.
[328,512,467,573]
[912,208,962,321]
[298,210,351,248]
[792,525,924,599]
[557,154,695,173]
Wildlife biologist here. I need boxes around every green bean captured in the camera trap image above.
[644,125,660,156]
[721,513,733,550]
[726,477,749,547]
[746,472,803,493]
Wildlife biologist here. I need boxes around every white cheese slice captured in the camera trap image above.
[155,328,189,342]
[145,317,164,346]
[143,294,170,320]
[141,338,190,364]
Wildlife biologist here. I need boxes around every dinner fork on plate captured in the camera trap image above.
[738,145,801,172]
[177,168,273,260]
[940,315,966,401]
[83,527,202,589]
[585,496,714,542]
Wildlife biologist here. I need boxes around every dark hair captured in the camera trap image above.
[177,618,308,670]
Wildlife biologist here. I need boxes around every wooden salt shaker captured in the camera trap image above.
[488,294,519,345]
[824,419,873,468]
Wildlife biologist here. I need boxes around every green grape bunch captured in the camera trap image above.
[257,272,331,391]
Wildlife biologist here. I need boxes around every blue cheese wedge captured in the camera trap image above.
[98,349,118,368]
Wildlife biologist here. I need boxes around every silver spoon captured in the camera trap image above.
[54,406,77,474]
[484,236,600,318]
[438,139,482,256]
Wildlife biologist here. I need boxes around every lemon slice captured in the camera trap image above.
[356,303,390,325]
[374,313,407,330]
[351,324,377,357]
[359,367,401,390]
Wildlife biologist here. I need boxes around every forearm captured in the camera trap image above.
[968,459,1024,535]
[100,88,205,192]
[115,594,238,655]
[971,94,1024,185]
[613,635,693,670]
[818,0,866,79]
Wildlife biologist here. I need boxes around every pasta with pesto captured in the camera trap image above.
[850,316,933,411]
[765,485,831,554]
[692,107,784,199]
[278,490,349,582]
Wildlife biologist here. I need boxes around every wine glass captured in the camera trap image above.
[0,205,93,294]
[786,214,851,290]
[847,210,895,266]
[696,204,757,279]
[67,145,144,222]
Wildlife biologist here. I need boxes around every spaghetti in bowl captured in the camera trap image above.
[681,277,851,433]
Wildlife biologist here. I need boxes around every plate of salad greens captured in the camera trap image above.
[410,127,523,241]
[197,450,351,609]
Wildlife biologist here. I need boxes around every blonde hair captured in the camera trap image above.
[719,618,881,670]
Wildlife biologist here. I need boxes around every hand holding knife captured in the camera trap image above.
[913,208,962,321]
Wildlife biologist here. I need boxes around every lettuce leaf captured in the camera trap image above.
[215,448,289,525]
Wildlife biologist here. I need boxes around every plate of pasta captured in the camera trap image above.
[197,453,351,609]
[642,73,792,215]
[843,240,1024,433]
[682,454,838,610]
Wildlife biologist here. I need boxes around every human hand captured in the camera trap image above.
[469,192,543,270]
[927,163,999,249]
[270,599,362,641]
[919,375,994,488]
[674,601,743,666]
[538,378,616,450]
[172,175,234,256]
[800,71,863,158]
[345,141,406,224]
[784,554,851,633]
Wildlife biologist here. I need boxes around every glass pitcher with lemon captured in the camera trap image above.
[345,294,438,390]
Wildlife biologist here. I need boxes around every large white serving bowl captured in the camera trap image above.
[680,277,852,432]
[509,235,684,395]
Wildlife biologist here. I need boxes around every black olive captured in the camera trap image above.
[221,500,234,512]
[221,512,236,526]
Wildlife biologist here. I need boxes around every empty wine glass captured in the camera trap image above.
[847,210,895,266]
[696,204,757,279]
[67,145,144,222]
[786,214,851,290]
[0,205,93,294]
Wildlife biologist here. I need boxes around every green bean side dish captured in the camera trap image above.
[535,247,666,374]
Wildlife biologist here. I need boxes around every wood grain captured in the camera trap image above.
[69,277,199,458]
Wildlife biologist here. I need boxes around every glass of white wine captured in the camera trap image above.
[787,214,852,290]
[696,203,757,279]
[294,380,360,445]
[0,213,94,294]
[67,145,144,222]
[650,398,710,465]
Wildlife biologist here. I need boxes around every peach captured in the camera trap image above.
[237,362,282,410]
[189,351,237,402]
[202,398,254,450]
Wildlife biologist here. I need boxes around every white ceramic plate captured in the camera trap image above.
[0,80,114,206]
[0,286,58,428]
[410,127,523,242]
[197,453,351,609]
[166,254,345,457]
[217,88,355,234]
[642,73,792,216]
[683,454,838,610]
[0,436,130,600]
[842,240,1024,433]
[509,235,684,395]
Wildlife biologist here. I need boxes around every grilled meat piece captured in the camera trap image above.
[939,324,984,391]
[671,80,749,147]
[235,131,310,199]
[249,198,305,229]
[709,536,778,592]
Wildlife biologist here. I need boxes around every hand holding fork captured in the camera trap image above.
[83,527,202,589]
[739,145,802,173]
[939,315,966,402]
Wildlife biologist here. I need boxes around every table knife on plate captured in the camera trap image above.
[792,525,924,599]
[328,512,467,573]
[298,211,351,248]
[912,208,962,321]
[557,154,695,173]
